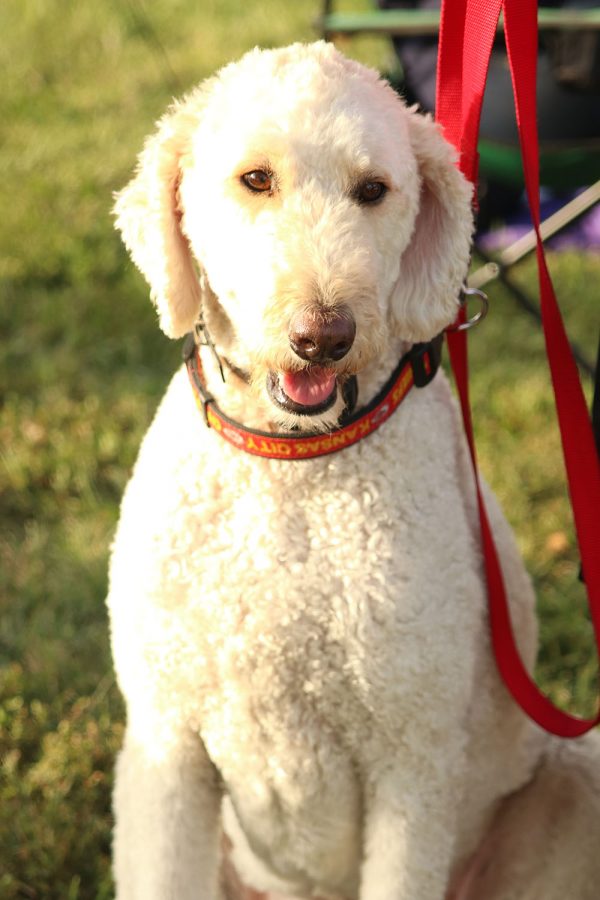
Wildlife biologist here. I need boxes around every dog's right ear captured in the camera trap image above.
[114,96,204,338]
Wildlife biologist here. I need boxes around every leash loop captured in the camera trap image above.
[437,0,600,737]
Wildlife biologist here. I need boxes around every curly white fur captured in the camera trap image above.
[108,41,600,900]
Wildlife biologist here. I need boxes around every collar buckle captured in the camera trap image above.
[409,335,444,388]
[182,335,215,427]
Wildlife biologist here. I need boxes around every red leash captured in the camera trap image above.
[436,0,600,737]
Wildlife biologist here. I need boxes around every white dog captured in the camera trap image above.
[108,41,600,900]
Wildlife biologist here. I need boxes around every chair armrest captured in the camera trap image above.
[317,7,600,40]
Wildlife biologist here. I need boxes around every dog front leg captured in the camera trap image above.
[113,718,221,900]
[359,759,460,900]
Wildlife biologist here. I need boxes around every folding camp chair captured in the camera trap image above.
[317,3,600,376]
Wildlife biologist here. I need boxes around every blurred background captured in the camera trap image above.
[0,1,598,896]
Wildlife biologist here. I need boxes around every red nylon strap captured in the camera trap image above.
[437,0,600,736]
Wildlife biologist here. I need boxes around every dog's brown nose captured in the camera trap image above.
[289,309,356,363]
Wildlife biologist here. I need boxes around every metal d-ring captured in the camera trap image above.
[448,285,489,332]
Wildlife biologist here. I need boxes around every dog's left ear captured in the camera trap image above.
[390,109,474,342]
[113,95,204,338]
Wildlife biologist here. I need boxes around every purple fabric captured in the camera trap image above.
[479,191,600,251]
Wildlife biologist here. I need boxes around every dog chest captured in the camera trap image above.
[120,372,483,738]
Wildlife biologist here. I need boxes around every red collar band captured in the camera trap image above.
[183,334,442,460]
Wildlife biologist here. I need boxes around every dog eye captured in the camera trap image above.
[355,180,387,204]
[241,170,273,193]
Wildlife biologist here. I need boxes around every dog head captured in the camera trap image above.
[115,42,473,429]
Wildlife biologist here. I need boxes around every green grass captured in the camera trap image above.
[0,1,598,896]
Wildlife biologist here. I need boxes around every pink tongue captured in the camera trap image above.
[281,368,336,406]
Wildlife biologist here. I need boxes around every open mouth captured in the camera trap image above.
[266,367,338,416]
